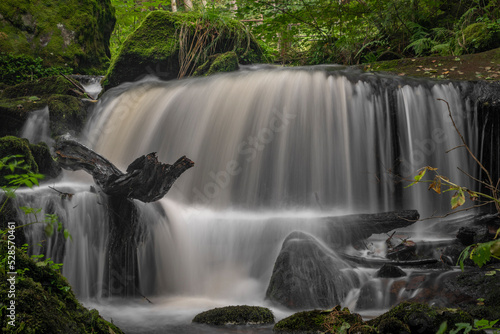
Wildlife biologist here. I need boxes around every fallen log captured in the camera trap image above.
[55,135,194,202]
[339,252,438,268]
[318,210,420,247]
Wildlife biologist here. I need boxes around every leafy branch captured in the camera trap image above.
[405,99,500,269]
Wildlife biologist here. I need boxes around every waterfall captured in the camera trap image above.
[14,68,481,331]
[84,69,476,213]
[20,106,53,145]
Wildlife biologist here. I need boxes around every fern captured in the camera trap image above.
[430,43,452,56]
[405,37,436,56]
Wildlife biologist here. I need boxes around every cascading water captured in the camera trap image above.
[17,67,480,333]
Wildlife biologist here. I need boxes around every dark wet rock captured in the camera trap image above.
[192,305,274,326]
[266,231,359,309]
[457,225,491,246]
[376,264,407,278]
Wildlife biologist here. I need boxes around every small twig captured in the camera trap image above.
[438,98,499,212]
[457,167,494,190]
[445,144,465,153]
[48,186,74,200]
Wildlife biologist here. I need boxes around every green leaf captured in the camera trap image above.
[44,223,54,238]
[451,189,466,209]
[470,242,492,268]
[406,168,428,188]
[436,321,447,334]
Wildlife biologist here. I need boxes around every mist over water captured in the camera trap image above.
[17,68,479,332]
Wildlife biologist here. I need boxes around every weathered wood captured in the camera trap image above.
[319,209,420,247]
[339,252,438,268]
[55,135,194,202]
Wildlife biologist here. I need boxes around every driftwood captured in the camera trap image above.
[340,252,438,268]
[55,136,194,202]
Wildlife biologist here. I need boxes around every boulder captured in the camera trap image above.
[0,136,61,185]
[0,0,115,73]
[0,77,89,137]
[273,306,373,334]
[367,302,477,334]
[193,51,239,77]
[376,264,406,278]
[192,305,274,326]
[266,231,359,309]
[103,11,264,90]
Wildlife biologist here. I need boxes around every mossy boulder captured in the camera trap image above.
[273,306,373,334]
[0,136,61,185]
[192,305,274,326]
[0,0,116,73]
[462,22,500,54]
[367,302,477,334]
[1,76,79,99]
[193,51,239,76]
[104,11,264,90]
[0,76,88,137]
[0,248,124,334]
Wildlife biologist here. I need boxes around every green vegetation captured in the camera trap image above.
[192,305,274,325]
[273,305,373,333]
[0,54,73,86]
[0,156,117,333]
[104,10,263,89]
[0,0,116,74]
[368,302,476,334]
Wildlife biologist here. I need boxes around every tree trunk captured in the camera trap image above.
[55,135,194,202]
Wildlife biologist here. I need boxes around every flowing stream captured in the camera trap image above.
[16,67,482,333]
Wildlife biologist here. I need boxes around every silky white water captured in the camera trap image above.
[16,68,479,332]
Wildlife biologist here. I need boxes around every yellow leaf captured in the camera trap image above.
[428,177,442,194]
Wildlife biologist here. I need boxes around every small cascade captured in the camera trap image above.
[71,75,104,99]
[20,106,53,145]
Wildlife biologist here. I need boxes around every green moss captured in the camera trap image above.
[104,11,264,90]
[0,249,124,334]
[273,306,370,334]
[462,23,499,53]
[0,0,115,73]
[47,94,86,136]
[0,136,39,182]
[1,76,77,99]
[194,51,239,76]
[368,302,475,334]
[0,97,43,137]
[30,141,60,178]
[192,305,274,326]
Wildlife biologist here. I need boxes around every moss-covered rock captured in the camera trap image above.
[0,135,39,174]
[1,76,79,99]
[104,11,264,90]
[0,76,88,137]
[193,51,239,76]
[462,22,500,54]
[0,248,124,334]
[47,94,86,136]
[367,302,477,334]
[192,305,274,326]
[0,136,61,185]
[273,306,373,334]
[0,0,116,73]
